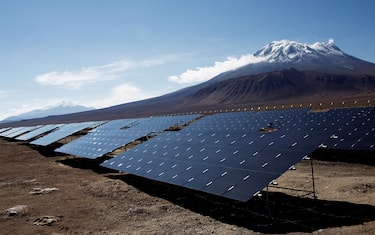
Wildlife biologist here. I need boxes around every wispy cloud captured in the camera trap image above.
[168,54,264,84]
[35,69,105,90]
[34,58,169,90]
[84,83,156,109]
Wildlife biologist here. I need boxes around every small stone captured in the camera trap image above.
[5,205,28,217]
[29,187,59,195]
[33,215,60,226]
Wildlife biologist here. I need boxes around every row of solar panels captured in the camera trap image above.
[0,114,200,152]
[0,108,374,202]
[101,107,375,201]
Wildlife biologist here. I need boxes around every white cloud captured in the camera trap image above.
[35,69,104,90]
[328,38,335,44]
[34,58,169,90]
[168,54,265,84]
[84,83,156,109]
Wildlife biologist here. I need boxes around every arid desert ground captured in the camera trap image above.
[1,138,375,235]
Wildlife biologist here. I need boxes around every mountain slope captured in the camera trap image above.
[2,39,375,127]
[188,68,375,105]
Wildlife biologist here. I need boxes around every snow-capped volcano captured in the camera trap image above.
[253,39,344,63]
[211,39,375,83]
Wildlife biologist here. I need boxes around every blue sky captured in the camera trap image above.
[1,0,375,120]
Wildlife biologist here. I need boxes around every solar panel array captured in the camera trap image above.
[101,107,374,201]
[1,107,374,202]
[30,121,104,146]
[55,115,201,159]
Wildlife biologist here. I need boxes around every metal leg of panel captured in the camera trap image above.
[310,153,317,200]
[266,185,269,209]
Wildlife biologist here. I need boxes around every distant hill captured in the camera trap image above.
[0,102,94,124]
[2,39,375,127]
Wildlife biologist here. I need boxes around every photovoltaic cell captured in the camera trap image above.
[101,107,375,202]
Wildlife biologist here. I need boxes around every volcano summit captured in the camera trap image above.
[210,39,375,83]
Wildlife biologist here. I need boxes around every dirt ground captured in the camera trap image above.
[1,138,375,235]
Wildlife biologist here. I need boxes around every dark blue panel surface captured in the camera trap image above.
[56,115,200,159]
[222,171,279,202]
[100,107,375,202]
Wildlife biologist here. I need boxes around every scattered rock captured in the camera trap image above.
[22,179,37,184]
[4,205,28,217]
[33,216,61,226]
[0,182,12,188]
[29,187,59,195]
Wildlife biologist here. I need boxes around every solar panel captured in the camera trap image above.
[30,121,104,146]
[3,125,42,138]
[55,114,200,159]
[16,124,63,141]
[0,126,27,138]
[101,107,374,202]
[0,127,11,134]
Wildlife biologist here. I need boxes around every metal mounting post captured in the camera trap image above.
[310,153,317,200]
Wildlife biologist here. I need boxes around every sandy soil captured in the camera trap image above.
[1,138,375,235]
